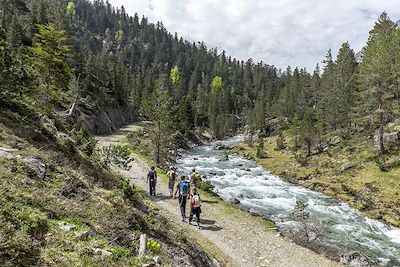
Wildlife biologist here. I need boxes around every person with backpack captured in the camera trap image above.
[166,166,177,197]
[174,175,190,221]
[147,166,157,196]
[190,168,202,188]
[189,187,202,228]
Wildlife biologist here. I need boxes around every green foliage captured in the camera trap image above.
[113,246,132,259]
[146,239,161,254]
[29,23,72,103]
[211,76,224,90]
[199,180,215,194]
[66,2,76,16]
[120,180,135,199]
[170,66,180,86]
[145,74,177,165]
[276,131,286,150]
[146,214,157,225]
[256,137,266,158]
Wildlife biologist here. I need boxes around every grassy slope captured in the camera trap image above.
[0,112,216,267]
[232,134,400,227]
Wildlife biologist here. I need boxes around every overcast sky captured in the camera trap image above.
[107,0,399,71]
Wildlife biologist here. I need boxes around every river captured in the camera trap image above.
[176,136,400,266]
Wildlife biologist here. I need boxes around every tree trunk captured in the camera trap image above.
[379,111,385,165]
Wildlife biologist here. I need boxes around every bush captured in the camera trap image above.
[294,152,308,166]
[120,180,135,199]
[199,181,214,194]
[146,239,160,254]
[256,137,266,159]
[113,246,132,259]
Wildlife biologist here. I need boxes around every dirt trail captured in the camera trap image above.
[96,123,342,267]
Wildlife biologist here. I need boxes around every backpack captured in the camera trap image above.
[179,181,190,197]
[169,171,176,180]
[194,173,202,187]
[192,194,201,208]
[148,170,156,182]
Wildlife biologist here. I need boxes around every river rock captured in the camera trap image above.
[340,251,375,267]
[24,158,46,179]
[219,154,229,161]
[231,198,241,204]
[59,222,76,232]
[213,143,227,150]
[394,125,400,132]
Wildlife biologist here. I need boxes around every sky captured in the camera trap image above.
[107,0,400,71]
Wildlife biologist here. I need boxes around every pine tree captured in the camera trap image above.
[29,23,72,103]
[358,13,396,165]
[256,136,266,158]
[146,74,177,165]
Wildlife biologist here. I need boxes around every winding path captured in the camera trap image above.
[96,123,342,267]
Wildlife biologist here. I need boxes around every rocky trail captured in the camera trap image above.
[96,123,341,267]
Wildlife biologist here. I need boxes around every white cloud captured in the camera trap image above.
[108,0,400,70]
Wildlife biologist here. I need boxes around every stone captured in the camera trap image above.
[59,222,76,232]
[153,256,161,264]
[373,132,400,147]
[0,147,18,160]
[340,162,355,172]
[329,136,341,145]
[219,154,229,161]
[231,198,241,204]
[212,142,227,150]
[394,125,400,132]
[340,251,375,267]
[24,158,46,179]
[93,248,112,257]
[75,231,90,241]
[0,150,14,160]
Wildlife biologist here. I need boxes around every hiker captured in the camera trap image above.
[190,168,202,188]
[147,166,157,196]
[189,187,202,228]
[174,175,190,221]
[167,166,177,197]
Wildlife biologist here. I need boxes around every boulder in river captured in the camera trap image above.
[212,142,227,150]
[231,198,240,204]
[219,154,229,161]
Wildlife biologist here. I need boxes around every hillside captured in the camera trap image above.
[0,108,221,266]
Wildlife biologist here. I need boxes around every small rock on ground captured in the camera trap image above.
[24,158,46,179]
[59,222,76,232]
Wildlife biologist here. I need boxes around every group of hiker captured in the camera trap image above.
[146,166,203,228]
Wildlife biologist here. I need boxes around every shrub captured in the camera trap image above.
[146,239,160,254]
[113,246,132,259]
[120,180,135,199]
[199,181,214,194]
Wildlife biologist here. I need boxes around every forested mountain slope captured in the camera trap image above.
[1,0,400,264]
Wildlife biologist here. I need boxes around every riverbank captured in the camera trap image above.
[96,122,342,267]
[231,135,400,228]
